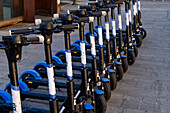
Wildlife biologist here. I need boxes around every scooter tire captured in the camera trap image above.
[116,65,124,81]
[95,94,107,113]
[110,73,117,90]
[128,51,136,65]
[103,82,111,101]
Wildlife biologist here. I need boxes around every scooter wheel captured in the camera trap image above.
[116,65,124,81]
[103,82,111,101]
[0,97,10,113]
[95,94,107,113]
[141,28,147,39]
[136,36,142,48]
[55,52,66,63]
[134,45,138,57]
[128,51,136,65]
[110,73,117,90]
[122,58,128,73]
[34,65,47,78]
[20,73,39,89]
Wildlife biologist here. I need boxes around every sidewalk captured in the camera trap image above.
[0,1,170,113]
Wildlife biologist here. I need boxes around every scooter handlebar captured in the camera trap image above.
[56,24,79,30]
[26,35,44,44]
[9,28,34,35]
[89,11,102,16]
[79,5,96,12]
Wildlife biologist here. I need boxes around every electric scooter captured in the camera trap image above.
[0,34,51,113]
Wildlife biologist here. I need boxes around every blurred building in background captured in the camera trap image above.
[0,0,60,27]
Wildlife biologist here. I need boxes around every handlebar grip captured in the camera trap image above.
[54,14,73,21]
[9,28,33,35]
[35,19,55,26]
[67,10,78,14]
[59,24,79,30]
[89,11,102,16]
[98,8,110,12]
[27,35,44,43]
[105,3,118,8]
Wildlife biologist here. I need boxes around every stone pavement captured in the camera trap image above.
[0,0,170,113]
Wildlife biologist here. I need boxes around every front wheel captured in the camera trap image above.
[136,36,142,48]
[128,52,136,65]
[141,28,147,39]
[103,82,111,101]
[122,58,128,73]
[116,65,124,81]
[109,73,117,90]
[133,45,138,57]
[95,94,107,113]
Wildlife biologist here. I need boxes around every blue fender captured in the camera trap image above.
[33,62,47,70]
[73,39,88,45]
[141,27,145,30]
[115,62,122,65]
[19,70,42,80]
[94,90,104,95]
[0,91,12,103]
[51,56,63,65]
[95,25,106,31]
[128,49,134,52]
[107,69,115,73]
[4,80,30,92]
[45,56,63,65]
[84,31,90,37]
[84,104,94,110]
[135,34,141,36]
[132,43,137,46]
[55,50,65,57]
[101,78,110,82]
[121,55,127,58]
[70,44,80,50]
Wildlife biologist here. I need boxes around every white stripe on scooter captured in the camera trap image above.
[129,9,132,23]
[98,27,103,46]
[126,12,129,26]
[11,87,22,113]
[66,51,73,79]
[105,22,110,41]
[138,0,141,11]
[112,20,116,37]
[118,14,122,30]
[80,42,86,66]
[59,106,65,113]
[90,35,96,57]
[47,66,57,97]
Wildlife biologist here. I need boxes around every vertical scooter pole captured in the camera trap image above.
[97,13,105,75]
[79,21,88,97]
[125,1,130,50]
[64,30,75,113]
[89,17,98,84]
[137,0,142,26]
[111,7,118,61]
[40,23,58,113]
[129,0,135,43]
[8,62,22,113]
[105,11,112,65]
[5,35,22,113]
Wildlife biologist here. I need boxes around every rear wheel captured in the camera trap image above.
[116,65,124,81]
[122,58,128,73]
[95,94,107,113]
[20,74,39,89]
[136,36,142,48]
[0,97,10,113]
[141,28,147,39]
[103,82,111,101]
[109,73,117,90]
[133,45,138,57]
[128,51,136,65]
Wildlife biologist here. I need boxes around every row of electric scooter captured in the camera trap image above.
[0,0,147,112]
